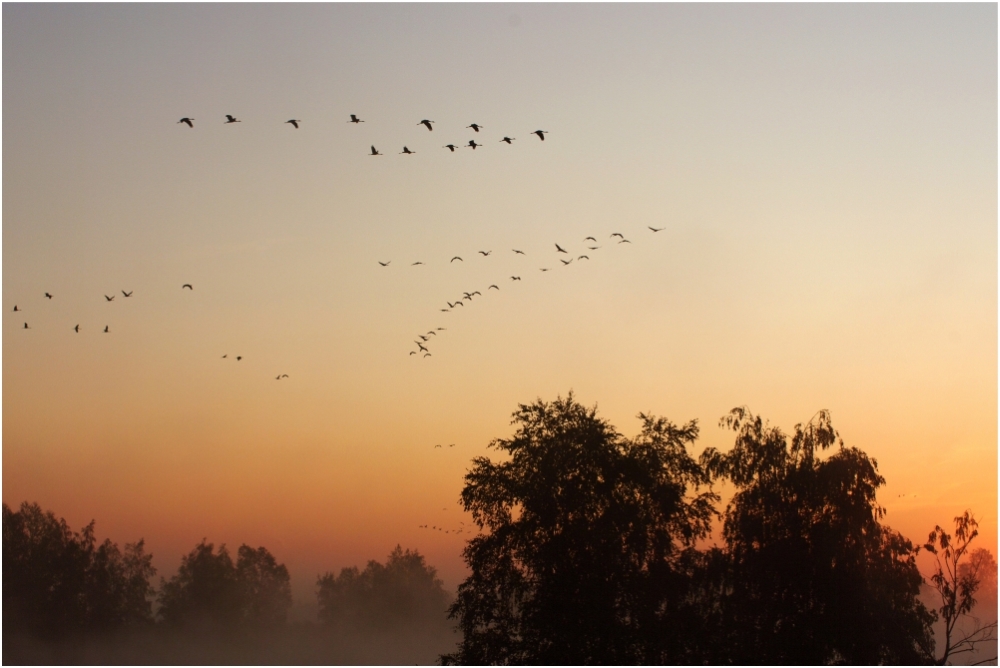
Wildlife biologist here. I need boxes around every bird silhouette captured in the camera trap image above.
[378,261,391,267]
[236,356,242,361]
[23,322,29,329]
[122,290,132,297]
[410,351,417,355]
[417,342,428,352]
[400,146,415,154]
[423,353,431,358]
[478,250,492,256]
[451,256,463,262]
[419,335,429,342]
[45,293,53,299]
[349,114,364,123]
[178,117,194,127]
[224,115,241,123]
[561,258,573,266]
[489,284,499,290]
[611,233,624,239]
[182,284,193,290]
[512,249,525,255]
[222,354,227,358]
[467,140,481,149]
[587,246,601,250]
[648,226,664,232]
[443,144,458,152]
[434,444,442,448]
[500,136,515,144]
[533,130,548,140]
[419,119,434,131]
[105,294,115,302]
[12,305,19,312]
[555,244,568,253]
[540,268,550,272]
[619,238,632,244]
[285,119,301,128]
[74,324,79,333]
[369,145,382,156]
[467,123,483,132]
[437,327,446,330]
[103,326,109,333]
[584,236,597,242]
[511,276,521,281]
[411,261,424,266]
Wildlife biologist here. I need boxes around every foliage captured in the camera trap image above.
[157,540,291,630]
[924,513,998,665]
[700,407,936,665]
[2,501,156,638]
[316,545,450,631]
[441,393,718,665]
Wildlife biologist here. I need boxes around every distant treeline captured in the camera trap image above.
[4,394,998,665]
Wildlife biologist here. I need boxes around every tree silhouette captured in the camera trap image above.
[924,512,998,665]
[700,408,936,664]
[3,501,155,638]
[158,540,291,630]
[317,545,449,631]
[441,393,718,664]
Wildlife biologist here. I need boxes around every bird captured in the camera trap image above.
[12,305,19,312]
[419,120,434,131]
[555,244,568,253]
[378,261,391,267]
[437,327,446,331]
[584,236,597,242]
[440,309,450,312]
[224,115,241,123]
[462,292,474,300]
[400,146,415,154]
[285,119,301,129]
[478,250,492,256]
[423,353,431,358]
[104,294,115,302]
[511,276,521,281]
[419,335,429,342]
[236,356,242,361]
[276,375,281,380]
[500,136,515,144]
[467,140,481,149]
[417,342,428,352]
[44,293,53,299]
[649,226,664,232]
[122,290,132,297]
[23,322,29,329]
[182,284,193,290]
[369,145,382,156]
[349,114,364,123]
[74,324,79,333]
[533,130,548,140]
[587,246,601,250]
[103,326,109,333]
[611,233,624,239]
[426,331,436,336]
[411,261,424,266]
[178,117,194,127]
[222,354,227,358]
[578,255,589,260]
[619,238,632,244]
[451,256,463,262]
[561,258,573,266]
[512,249,525,255]
[540,268,550,272]
[434,444,442,448]
[467,123,483,132]
[277,374,289,379]
[452,301,464,307]
[410,351,417,356]
[443,144,458,152]
[489,284,499,290]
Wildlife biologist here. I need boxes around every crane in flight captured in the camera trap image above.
[648,226,664,232]
[45,293,53,299]
[105,294,115,302]
[182,284,193,290]
[12,305,19,312]
[511,276,521,281]
[369,145,382,156]
[419,120,435,131]
[23,322,29,329]
[285,119,301,128]
[122,290,132,297]
[555,243,568,253]
[451,256,463,262]
[532,130,548,140]
[378,261,390,267]
[512,249,525,255]
[74,325,79,333]
[178,117,194,127]
[500,136,515,144]
[467,123,484,132]
[467,140,481,149]
[478,250,492,256]
[224,115,241,123]
[400,146,415,154]
[443,144,458,152]
[349,114,364,123]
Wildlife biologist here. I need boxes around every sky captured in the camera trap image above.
[3,3,996,614]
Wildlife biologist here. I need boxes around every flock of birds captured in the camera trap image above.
[385,227,667,358]
[176,114,549,156]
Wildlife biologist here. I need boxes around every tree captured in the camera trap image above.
[317,545,449,631]
[158,540,291,630]
[3,501,156,638]
[924,513,998,665]
[441,393,718,665]
[700,408,936,665]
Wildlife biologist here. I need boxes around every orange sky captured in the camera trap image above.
[3,4,996,608]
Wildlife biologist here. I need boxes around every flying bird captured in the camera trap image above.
[512,249,525,255]
[649,226,664,232]
[423,353,431,358]
[105,294,115,302]
[74,325,79,333]
[540,268,551,272]
[12,305,19,312]
[619,238,632,244]
[417,342,428,352]
[532,130,548,140]
[434,444,442,448]
[369,145,382,156]
[400,146,415,154]
[511,276,521,281]
[23,322,29,329]
[450,256,463,262]
[561,258,573,266]
[103,326,109,333]
[443,144,458,152]
[236,356,242,361]
[378,261,391,267]
[478,250,492,256]
[178,117,194,127]
[222,355,227,358]
[500,136,515,144]
[584,236,597,242]
[587,246,601,250]
[555,244,568,253]
[45,293,53,299]
[182,284,193,290]
[467,140,481,149]
[349,114,364,123]
[285,119,301,128]
[411,261,424,266]
[122,290,132,297]
[467,123,483,132]
[410,351,417,355]
[419,119,434,131]
[611,233,624,239]
[488,285,499,290]
[578,255,589,260]
[224,115,241,123]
